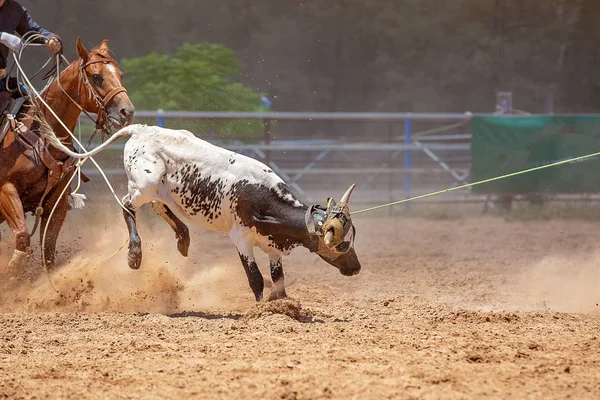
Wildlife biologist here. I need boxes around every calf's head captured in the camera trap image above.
[305,184,361,276]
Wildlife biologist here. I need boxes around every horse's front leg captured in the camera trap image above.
[0,183,31,278]
[39,191,69,269]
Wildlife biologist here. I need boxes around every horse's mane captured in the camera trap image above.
[87,45,121,70]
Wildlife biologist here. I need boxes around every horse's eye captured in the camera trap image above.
[91,74,103,86]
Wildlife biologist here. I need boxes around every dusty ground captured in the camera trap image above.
[1,202,600,399]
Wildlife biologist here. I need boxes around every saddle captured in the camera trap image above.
[0,91,90,218]
[0,91,89,180]
[0,91,28,144]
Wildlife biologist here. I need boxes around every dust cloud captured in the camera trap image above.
[516,252,600,313]
[2,209,600,316]
[0,205,251,314]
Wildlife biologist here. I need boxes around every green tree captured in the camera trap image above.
[121,43,267,137]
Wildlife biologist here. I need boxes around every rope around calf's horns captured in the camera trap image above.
[323,184,355,247]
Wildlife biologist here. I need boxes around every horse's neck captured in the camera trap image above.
[40,71,83,151]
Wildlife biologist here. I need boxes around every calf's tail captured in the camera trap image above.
[36,115,147,159]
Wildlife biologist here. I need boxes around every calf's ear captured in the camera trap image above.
[326,197,336,213]
[305,205,327,235]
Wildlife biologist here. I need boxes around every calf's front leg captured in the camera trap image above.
[232,240,264,301]
[150,201,190,257]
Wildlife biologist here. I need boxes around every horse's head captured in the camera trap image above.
[74,38,135,131]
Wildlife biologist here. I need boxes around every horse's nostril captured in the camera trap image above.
[119,106,135,123]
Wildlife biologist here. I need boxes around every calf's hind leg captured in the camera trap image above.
[150,201,190,257]
[268,253,287,301]
[122,190,150,270]
[121,143,166,270]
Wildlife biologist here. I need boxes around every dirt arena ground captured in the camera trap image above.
[1,201,600,399]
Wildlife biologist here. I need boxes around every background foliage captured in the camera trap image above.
[121,43,266,135]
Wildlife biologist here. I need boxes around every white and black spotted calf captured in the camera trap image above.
[41,123,361,301]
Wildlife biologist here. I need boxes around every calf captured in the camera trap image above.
[41,123,361,301]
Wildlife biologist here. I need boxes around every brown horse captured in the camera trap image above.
[0,38,134,275]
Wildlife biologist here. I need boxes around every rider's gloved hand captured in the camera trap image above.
[46,36,61,54]
[0,32,23,53]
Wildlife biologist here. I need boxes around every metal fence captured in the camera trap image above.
[80,111,475,212]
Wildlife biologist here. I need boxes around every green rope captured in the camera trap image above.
[351,150,600,215]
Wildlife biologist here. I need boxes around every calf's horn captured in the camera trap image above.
[340,183,356,204]
[321,183,357,250]
[324,230,335,247]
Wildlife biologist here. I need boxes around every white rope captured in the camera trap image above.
[96,238,129,264]
[40,161,78,282]
[15,33,56,95]
[11,51,128,212]
[72,111,83,190]
[11,45,132,270]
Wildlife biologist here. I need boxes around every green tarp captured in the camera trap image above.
[471,115,600,194]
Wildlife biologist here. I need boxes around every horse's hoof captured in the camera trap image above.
[43,257,56,272]
[4,249,29,280]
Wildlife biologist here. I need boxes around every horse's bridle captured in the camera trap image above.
[56,57,127,135]
[80,58,128,132]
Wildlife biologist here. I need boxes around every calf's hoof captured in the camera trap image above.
[268,290,288,302]
[262,276,272,289]
[127,249,142,270]
[176,233,190,257]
